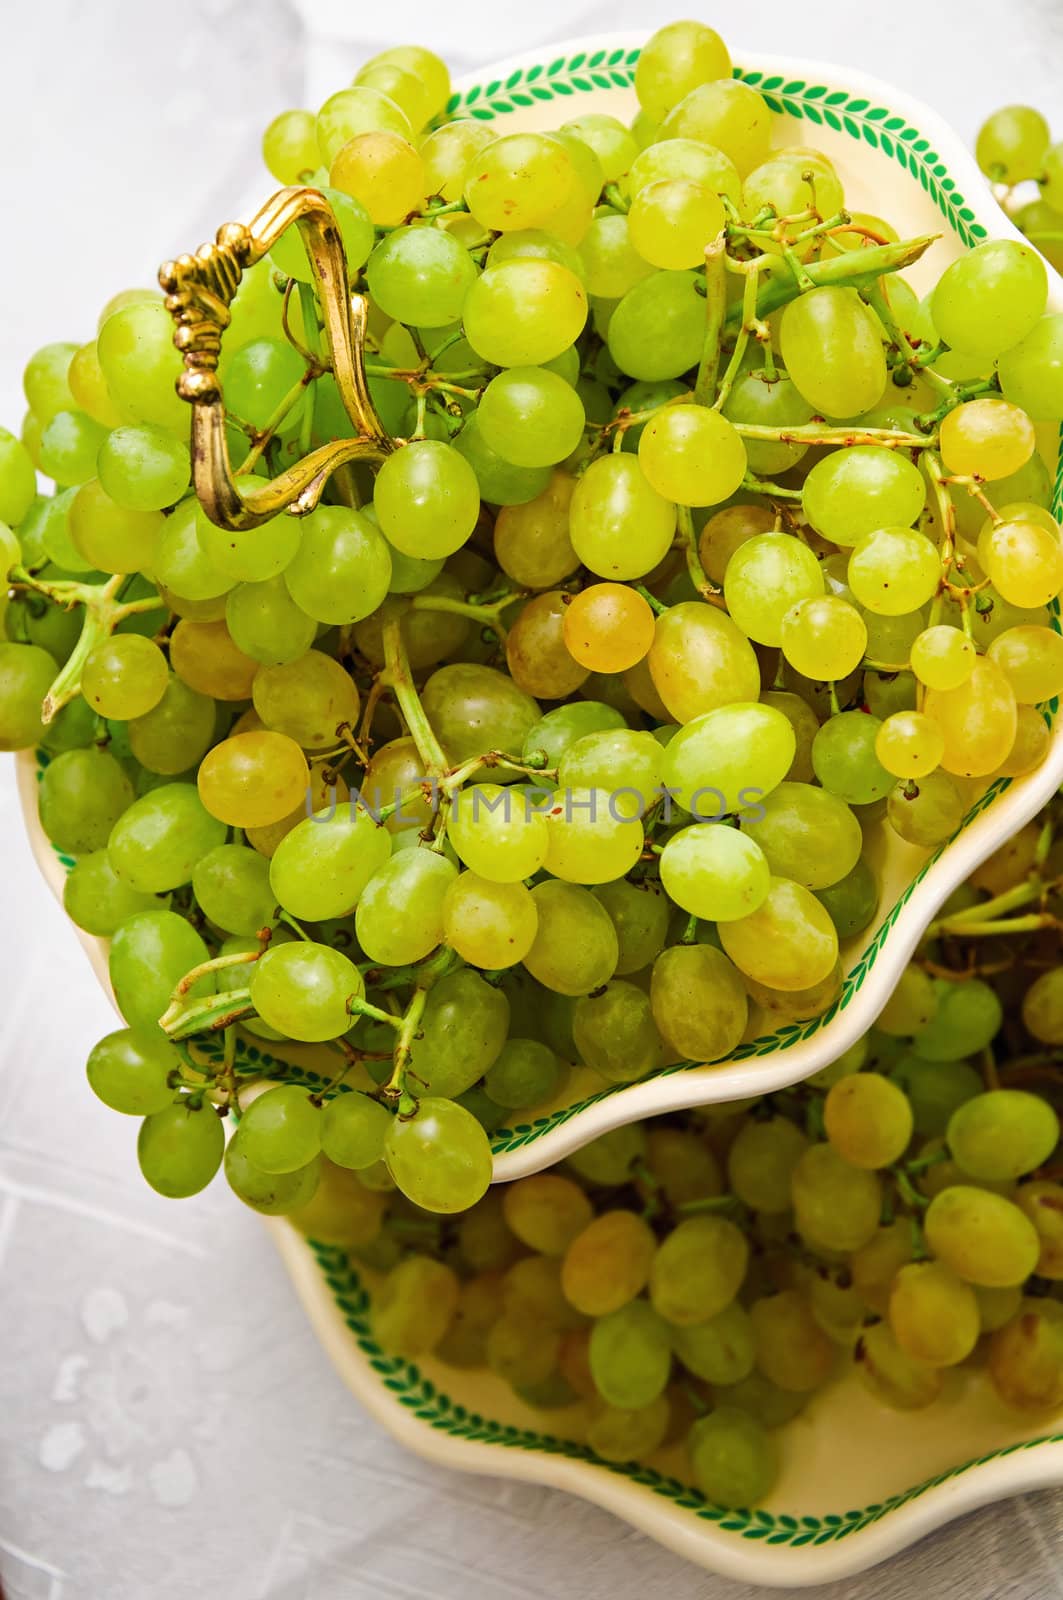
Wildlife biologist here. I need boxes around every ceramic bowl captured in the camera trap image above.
[12,32,1063,1584]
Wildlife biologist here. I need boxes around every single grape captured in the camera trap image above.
[384,1097,492,1213]
[138,1102,224,1198]
[924,1186,1040,1287]
[197,731,310,828]
[947,1090,1058,1182]
[250,941,362,1041]
[650,944,748,1063]
[87,1028,177,1116]
[780,288,886,416]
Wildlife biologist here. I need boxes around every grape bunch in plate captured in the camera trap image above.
[294,797,1063,1511]
[1,21,1061,1218]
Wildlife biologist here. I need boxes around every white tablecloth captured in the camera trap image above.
[2,3,1063,1595]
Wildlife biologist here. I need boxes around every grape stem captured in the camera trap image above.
[161,989,255,1040]
[677,504,725,606]
[633,583,668,617]
[9,569,165,723]
[409,590,517,642]
[379,984,430,1109]
[381,613,448,777]
[237,371,316,477]
[732,422,932,450]
[693,231,727,406]
[346,994,404,1029]
[725,233,938,335]
[713,255,767,411]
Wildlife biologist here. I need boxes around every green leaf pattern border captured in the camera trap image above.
[445,49,990,248]
[307,1238,1063,1547]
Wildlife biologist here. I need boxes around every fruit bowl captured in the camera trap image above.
[17,34,1063,1188]
[12,31,1063,1585]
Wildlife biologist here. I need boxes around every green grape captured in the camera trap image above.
[877,965,940,1036]
[976,105,1051,184]
[946,1090,1058,1181]
[689,1407,777,1509]
[910,624,976,691]
[988,1302,1063,1413]
[874,710,945,779]
[86,1028,177,1115]
[638,404,746,504]
[659,823,771,921]
[448,783,549,881]
[384,1096,492,1213]
[1023,968,1063,1046]
[751,1289,839,1392]
[0,426,37,523]
[107,782,227,893]
[887,768,967,847]
[128,675,216,776]
[791,1143,882,1252]
[224,1132,321,1215]
[628,179,727,271]
[453,412,553,505]
[190,843,275,936]
[542,787,644,884]
[889,1058,981,1139]
[824,1073,913,1169]
[976,518,1063,608]
[420,120,494,202]
[560,1210,655,1316]
[484,1038,561,1109]
[571,981,660,1083]
[931,240,1047,359]
[283,504,392,622]
[315,83,413,163]
[225,575,317,665]
[987,624,1063,704]
[647,601,760,723]
[589,1299,672,1408]
[269,808,391,922]
[81,635,168,720]
[924,1186,1040,1287]
[673,1301,755,1386]
[151,497,233,602]
[462,132,579,232]
[195,495,301,587]
[23,341,78,423]
[650,944,748,1062]
[63,849,161,936]
[261,107,318,182]
[407,969,510,1098]
[856,1322,943,1411]
[486,228,586,281]
[40,695,99,756]
[848,526,940,616]
[329,129,427,227]
[384,540,445,596]
[34,487,90,572]
[523,700,626,770]
[501,1174,592,1257]
[940,398,1037,482]
[781,287,887,416]
[561,113,638,182]
[660,702,797,816]
[372,440,480,560]
[1015,198,1063,273]
[724,532,824,645]
[650,1214,747,1326]
[641,1126,723,1208]
[423,662,541,767]
[814,855,878,938]
[237,1085,322,1174]
[138,1102,224,1199]
[371,1253,460,1357]
[607,270,705,381]
[96,425,189,511]
[812,711,892,805]
[593,880,670,975]
[778,595,870,681]
[286,1157,385,1244]
[252,649,358,748]
[367,44,449,121]
[463,259,587,367]
[319,1092,391,1172]
[626,137,742,208]
[486,1313,562,1388]
[727,1117,808,1213]
[96,297,196,435]
[355,848,457,965]
[587,1397,670,1464]
[577,213,654,298]
[569,453,676,580]
[721,369,815,474]
[741,782,862,891]
[69,479,162,573]
[556,729,661,819]
[910,979,1003,1061]
[38,409,108,486]
[477,368,585,468]
[713,1372,807,1428]
[365,226,477,326]
[634,21,731,121]
[660,80,772,175]
[108,909,213,1037]
[523,880,618,996]
[566,1123,647,1188]
[271,186,374,281]
[250,941,363,1041]
[719,876,839,992]
[744,150,844,232]
[37,747,134,854]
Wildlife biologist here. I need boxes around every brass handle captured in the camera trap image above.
[159,186,392,531]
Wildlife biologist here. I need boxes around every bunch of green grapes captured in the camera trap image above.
[1,21,1061,1228]
[334,797,1063,1513]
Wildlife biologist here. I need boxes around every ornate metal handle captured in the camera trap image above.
[159,187,392,531]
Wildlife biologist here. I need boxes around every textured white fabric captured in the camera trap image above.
[2,2,1063,1595]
